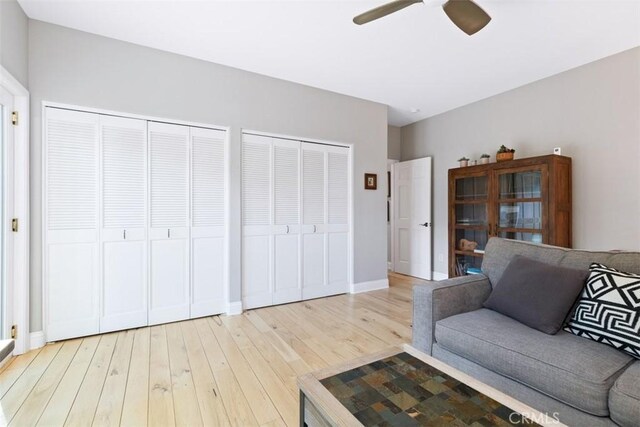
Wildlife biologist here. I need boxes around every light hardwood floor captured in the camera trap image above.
[0,273,425,426]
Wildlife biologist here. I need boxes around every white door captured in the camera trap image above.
[148,122,190,325]
[190,127,226,317]
[241,134,273,309]
[45,108,100,341]
[393,157,432,280]
[100,115,148,333]
[326,146,350,295]
[301,143,327,299]
[272,138,301,305]
[0,87,15,341]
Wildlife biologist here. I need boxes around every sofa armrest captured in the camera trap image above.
[412,274,492,354]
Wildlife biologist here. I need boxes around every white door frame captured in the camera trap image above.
[387,159,398,272]
[0,66,29,354]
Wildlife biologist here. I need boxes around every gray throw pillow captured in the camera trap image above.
[483,255,588,334]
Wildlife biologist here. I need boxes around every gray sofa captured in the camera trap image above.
[413,238,640,426]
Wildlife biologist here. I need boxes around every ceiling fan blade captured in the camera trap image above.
[353,0,423,25]
[442,0,491,35]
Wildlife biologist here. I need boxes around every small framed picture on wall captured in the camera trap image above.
[364,173,377,190]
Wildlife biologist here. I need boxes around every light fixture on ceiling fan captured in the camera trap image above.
[353,0,491,35]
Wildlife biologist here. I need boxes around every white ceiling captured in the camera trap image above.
[18,0,640,126]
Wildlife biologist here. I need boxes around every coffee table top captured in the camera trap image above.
[298,344,564,427]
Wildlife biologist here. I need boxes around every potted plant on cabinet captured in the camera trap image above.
[458,157,469,167]
[496,145,515,162]
[480,153,491,164]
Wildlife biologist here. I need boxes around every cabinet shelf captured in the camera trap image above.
[454,224,488,230]
[454,199,488,205]
[497,197,543,203]
[454,250,483,258]
[497,227,542,233]
[449,155,572,277]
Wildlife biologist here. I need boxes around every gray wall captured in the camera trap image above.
[28,20,388,332]
[402,47,640,276]
[387,125,401,160]
[0,0,28,87]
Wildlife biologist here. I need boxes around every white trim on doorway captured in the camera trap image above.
[387,159,398,273]
[432,271,449,281]
[29,330,45,350]
[0,66,29,355]
[226,301,243,315]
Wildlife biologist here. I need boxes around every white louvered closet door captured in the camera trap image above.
[148,122,190,325]
[100,115,148,333]
[241,134,273,309]
[272,138,301,305]
[326,146,350,294]
[190,127,226,317]
[301,143,327,300]
[45,108,100,341]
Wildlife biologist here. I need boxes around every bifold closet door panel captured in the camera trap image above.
[45,108,100,341]
[148,122,190,325]
[301,143,327,300]
[326,146,350,293]
[272,138,301,305]
[241,134,273,309]
[190,127,226,317]
[100,115,148,333]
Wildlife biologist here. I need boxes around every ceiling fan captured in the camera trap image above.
[353,0,491,35]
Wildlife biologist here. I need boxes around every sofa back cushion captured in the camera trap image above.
[482,238,640,288]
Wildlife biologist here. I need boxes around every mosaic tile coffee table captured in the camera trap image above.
[298,344,562,426]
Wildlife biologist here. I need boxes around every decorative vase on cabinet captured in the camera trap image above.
[448,155,572,277]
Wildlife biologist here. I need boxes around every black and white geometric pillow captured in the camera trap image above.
[564,263,640,359]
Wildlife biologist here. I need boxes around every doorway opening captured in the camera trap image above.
[0,66,30,355]
[390,157,433,281]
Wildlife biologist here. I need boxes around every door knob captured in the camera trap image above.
[420,222,431,227]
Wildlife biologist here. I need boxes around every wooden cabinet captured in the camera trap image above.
[448,155,572,277]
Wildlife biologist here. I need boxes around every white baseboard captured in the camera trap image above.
[350,278,389,294]
[226,301,243,316]
[30,331,45,350]
[432,271,449,281]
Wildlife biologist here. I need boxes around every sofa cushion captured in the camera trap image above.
[565,263,640,359]
[609,361,640,427]
[481,238,640,289]
[435,308,633,416]
[484,255,587,334]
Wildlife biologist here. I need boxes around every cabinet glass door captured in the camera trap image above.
[495,168,546,244]
[453,175,488,275]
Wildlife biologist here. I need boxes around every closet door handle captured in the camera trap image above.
[286,225,290,234]
[123,229,126,240]
[313,225,317,233]
[168,228,171,238]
